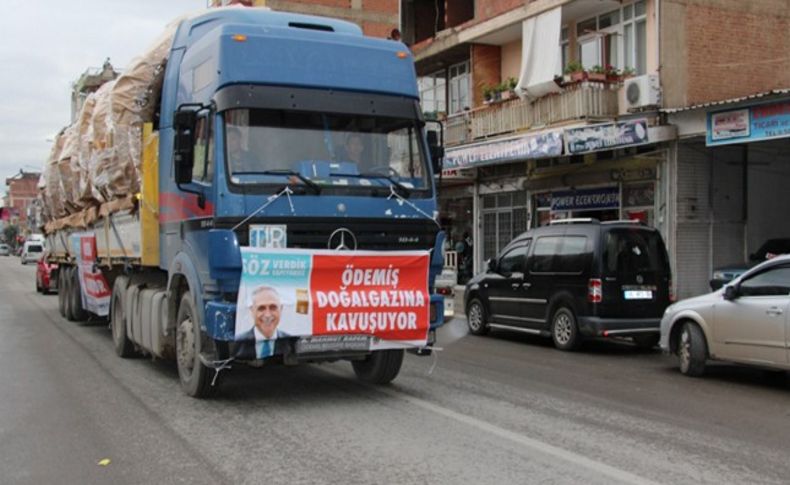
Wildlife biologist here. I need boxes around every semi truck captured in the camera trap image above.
[41,7,446,397]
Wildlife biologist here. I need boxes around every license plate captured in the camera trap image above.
[295,335,371,354]
[624,290,653,300]
[444,298,455,318]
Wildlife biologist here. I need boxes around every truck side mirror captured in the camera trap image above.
[173,109,197,185]
[427,130,444,175]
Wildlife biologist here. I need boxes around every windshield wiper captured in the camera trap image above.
[336,172,411,198]
[260,170,321,194]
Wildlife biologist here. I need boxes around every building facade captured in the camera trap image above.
[5,171,41,233]
[211,0,399,38]
[403,0,790,297]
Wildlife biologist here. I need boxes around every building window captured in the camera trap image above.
[418,71,447,117]
[575,0,647,74]
[559,26,569,75]
[448,61,470,114]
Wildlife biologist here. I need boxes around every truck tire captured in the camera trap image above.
[352,349,404,385]
[57,269,67,317]
[68,266,89,323]
[111,276,135,358]
[176,293,216,398]
[63,267,75,321]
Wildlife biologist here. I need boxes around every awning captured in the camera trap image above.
[443,129,564,170]
[514,7,562,100]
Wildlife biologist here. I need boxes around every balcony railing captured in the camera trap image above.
[442,83,620,147]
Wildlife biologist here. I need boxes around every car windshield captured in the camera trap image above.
[224,108,430,193]
[603,229,669,275]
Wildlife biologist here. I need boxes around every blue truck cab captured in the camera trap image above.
[141,8,445,396]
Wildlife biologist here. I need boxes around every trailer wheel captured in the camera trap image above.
[63,267,75,321]
[57,268,67,317]
[176,293,216,398]
[111,276,135,358]
[68,266,89,323]
[352,349,404,385]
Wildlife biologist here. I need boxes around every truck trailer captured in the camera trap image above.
[40,7,446,397]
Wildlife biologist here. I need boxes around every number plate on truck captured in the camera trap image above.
[295,335,372,354]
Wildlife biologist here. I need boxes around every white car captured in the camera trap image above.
[660,254,790,376]
[0,243,9,256]
[21,242,44,265]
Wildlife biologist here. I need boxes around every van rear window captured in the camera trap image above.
[604,229,668,275]
[27,245,43,252]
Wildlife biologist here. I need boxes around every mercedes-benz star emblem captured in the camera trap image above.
[328,228,358,251]
[636,275,644,284]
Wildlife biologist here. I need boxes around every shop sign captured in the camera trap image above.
[564,119,650,154]
[551,186,619,211]
[707,100,790,146]
[440,167,475,180]
[443,130,563,169]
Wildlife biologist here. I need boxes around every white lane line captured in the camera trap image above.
[375,384,662,485]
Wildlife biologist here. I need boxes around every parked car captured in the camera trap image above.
[661,254,790,377]
[21,241,44,265]
[710,238,790,290]
[465,219,673,350]
[36,253,58,294]
[0,243,9,256]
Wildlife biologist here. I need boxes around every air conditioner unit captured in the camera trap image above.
[619,74,661,114]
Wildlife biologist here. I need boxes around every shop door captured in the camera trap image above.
[481,192,528,269]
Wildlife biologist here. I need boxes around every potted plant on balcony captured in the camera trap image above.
[500,81,513,100]
[482,84,494,104]
[563,61,586,83]
[621,67,636,79]
[605,64,621,83]
[588,65,607,82]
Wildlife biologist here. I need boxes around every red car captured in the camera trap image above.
[36,254,58,294]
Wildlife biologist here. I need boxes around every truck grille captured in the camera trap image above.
[215,217,438,251]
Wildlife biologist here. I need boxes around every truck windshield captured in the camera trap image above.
[224,108,431,194]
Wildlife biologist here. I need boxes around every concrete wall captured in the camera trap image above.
[661,0,790,109]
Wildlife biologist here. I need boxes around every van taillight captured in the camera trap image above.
[588,278,602,303]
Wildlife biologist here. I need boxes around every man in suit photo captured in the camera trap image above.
[235,285,289,359]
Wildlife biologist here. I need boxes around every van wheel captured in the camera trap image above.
[678,322,707,377]
[551,306,581,351]
[111,276,135,358]
[68,266,89,323]
[176,293,216,398]
[352,349,404,384]
[633,334,660,349]
[466,298,489,336]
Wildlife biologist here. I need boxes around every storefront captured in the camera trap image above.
[669,95,790,298]
[441,118,672,276]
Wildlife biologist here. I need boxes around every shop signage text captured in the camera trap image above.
[565,119,649,154]
[443,130,563,169]
[551,186,620,211]
[707,100,790,146]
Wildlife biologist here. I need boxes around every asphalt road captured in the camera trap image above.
[1,256,789,484]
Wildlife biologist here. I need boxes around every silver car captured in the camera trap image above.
[661,255,790,376]
[0,244,9,256]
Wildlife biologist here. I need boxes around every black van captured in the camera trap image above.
[464,219,672,350]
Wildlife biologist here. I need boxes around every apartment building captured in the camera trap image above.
[406,0,790,297]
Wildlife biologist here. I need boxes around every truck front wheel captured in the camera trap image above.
[175,293,216,398]
[111,276,135,358]
[352,349,404,385]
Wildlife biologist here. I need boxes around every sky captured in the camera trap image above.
[0,0,207,197]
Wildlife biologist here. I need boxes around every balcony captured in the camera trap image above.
[443,83,620,147]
